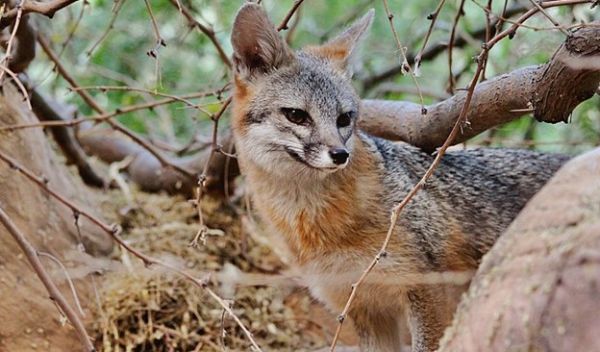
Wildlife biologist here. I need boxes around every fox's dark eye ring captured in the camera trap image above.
[281,108,311,125]
[337,111,356,128]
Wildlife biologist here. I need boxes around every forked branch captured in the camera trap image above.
[0,0,81,29]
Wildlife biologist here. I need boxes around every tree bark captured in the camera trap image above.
[438,147,600,351]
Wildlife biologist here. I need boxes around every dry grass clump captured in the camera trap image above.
[93,190,328,351]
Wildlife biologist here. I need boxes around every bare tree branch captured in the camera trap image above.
[277,0,305,31]
[167,0,231,68]
[0,205,95,352]
[76,125,238,197]
[0,0,80,29]
[36,34,197,179]
[0,2,24,82]
[360,24,600,152]
[27,83,105,187]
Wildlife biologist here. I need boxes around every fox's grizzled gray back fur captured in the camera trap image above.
[369,138,570,269]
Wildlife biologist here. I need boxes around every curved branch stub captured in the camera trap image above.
[533,25,600,123]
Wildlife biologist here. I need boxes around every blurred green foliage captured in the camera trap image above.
[29,0,600,154]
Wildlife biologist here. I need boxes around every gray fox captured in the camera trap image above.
[230,4,569,351]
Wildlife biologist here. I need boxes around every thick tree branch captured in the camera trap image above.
[77,126,238,197]
[28,84,105,187]
[0,0,80,29]
[360,24,600,152]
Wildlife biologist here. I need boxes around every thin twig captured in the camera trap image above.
[58,0,87,55]
[38,34,103,113]
[144,0,165,53]
[527,0,570,35]
[0,0,24,82]
[69,85,215,113]
[189,97,232,247]
[0,64,31,109]
[480,0,493,82]
[0,205,95,352]
[143,0,165,87]
[381,0,427,114]
[277,0,305,31]
[447,0,466,94]
[38,251,86,317]
[0,91,217,131]
[487,0,590,48]
[36,34,196,178]
[362,4,529,90]
[86,0,126,57]
[285,5,302,43]
[32,1,88,89]
[167,0,231,68]
[471,0,575,31]
[496,0,510,33]
[414,0,448,71]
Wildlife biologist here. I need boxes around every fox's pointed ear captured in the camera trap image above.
[308,9,374,76]
[231,3,294,80]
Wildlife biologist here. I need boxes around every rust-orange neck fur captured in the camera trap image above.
[242,137,384,265]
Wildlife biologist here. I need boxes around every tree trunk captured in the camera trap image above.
[439,146,600,351]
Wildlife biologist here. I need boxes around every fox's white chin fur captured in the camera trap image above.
[309,161,348,174]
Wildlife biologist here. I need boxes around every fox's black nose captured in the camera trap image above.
[329,148,349,165]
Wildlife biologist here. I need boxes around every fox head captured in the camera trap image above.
[230,3,373,178]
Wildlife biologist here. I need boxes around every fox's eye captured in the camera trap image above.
[337,111,355,128]
[281,108,311,125]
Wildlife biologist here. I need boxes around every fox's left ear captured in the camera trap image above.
[307,9,374,76]
[231,3,295,80]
